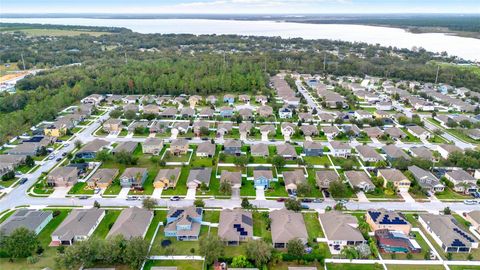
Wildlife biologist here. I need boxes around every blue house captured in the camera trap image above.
[304,141,323,156]
[253,169,275,189]
[119,167,148,188]
[223,95,235,105]
[224,139,242,156]
[219,106,234,118]
[165,206,203,241]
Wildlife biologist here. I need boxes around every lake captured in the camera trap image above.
[1,18,479,61]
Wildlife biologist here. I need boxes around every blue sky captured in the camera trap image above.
[1,0,479,14]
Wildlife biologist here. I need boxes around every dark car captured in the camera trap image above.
[19,178,28,185]
[78,196,89,200]
[323,190,330,198]
[170,196,181,201]
[276,198,286,202]
[301,198,313,203]
[56,158,62,162]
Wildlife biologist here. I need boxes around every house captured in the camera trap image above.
[119,167,148,188]
[217,122,233,137]
[281,122,296,137]
[0,209,53,235]
[81,94,104,105]
[255,95,268,105]
[384,127,407,140]
[223,94,235,104]
[318,113,335,123]
[86,168,119,189]
[123,95,139,104]
[251,143,269,157]
[270,209,308,248]
[206,95,217,104]
[366,209,411,235]
[165,206,203,241]
[374,110,391,119]
[408,166,445,194]
[259,125,276,140]
[376,101,393,111]
[198,108,214,118]
[283,169,306,194]
[418,214,479,253]
[276,144,297,160]
[170,139,189,155]
[345,171,374,192]
[172,122,189,134]
[112,141,138,155]
[128,120,149,133]
[257,105,273,117]
[188,95,202,108]
[465,129,480,141]
[196,141,215,157]
[105,94,122,104]
[437,144,463,159]
[253,168,274,189]
[409,146,435,161]
[445,169,478,194]
[186,168,212,189]
[316,170,339,189]
[143,104,160,115]
[47,167,78,187]
[377,169,411,192]
[154,168,181,189]
[354,110,373,120]
[51,209,105,246]
[465,211,480,234]
[193,121,210,136]
[407,125,430,139]
[220,171,242,189]
[356,145,383,163]
[298,112,314,122]
[239,122,253,140]
[107,207,153,239]
[75,139,109,159]
[218,209,253,245]
[279,107,293,119]
[224,139,242,156]
[300,125,319,136]
[238,94,250,103]
[103,119,123,133]
[150,120,168,134]
[382,145,410,161]
[303,141,323,156]
[6,142,41,156]
[180,107,195,118]
[375,229,421,254]
[329,141,351,158]
[318,211,366,254]
[160,107,178,118]
[123,104,139,113]
[323,126,340,139]
[363,127,384,138]
[238,108,253,120]
[219,106,234,118]
[143,138,164,155]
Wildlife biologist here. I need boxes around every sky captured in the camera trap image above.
[1,0,479,14]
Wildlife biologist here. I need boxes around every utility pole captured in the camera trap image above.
[434,65,440,84]
[264,55,267,73]
[323,52,326,71]
[124,52,128,64]
[21,53,26,70]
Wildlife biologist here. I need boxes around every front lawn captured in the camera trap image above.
[303,212,324,240]
[91,210,121,239]
[240,179,256,197]
[150,225,209,255]
[304,155,331,166]
[68,182,94,195]
[144,260,203,270]
[435,188,471,200]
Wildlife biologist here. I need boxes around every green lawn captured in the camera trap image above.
[386,265,445,270]
[252,211,271,242]
[303,212,324,240]
[144,260,203,270]
[150,225,209,255]
[449,266,480,270]
[326,263,383,270]
[0,210,16,224]
[435,188,471,200]
[162,166,189,196]
[264,180,288,197]
[304,155,331,166]
[203,210,220,223]
[91,210,121,239]
[0,178,17,188]
[145,210,168,244]
[103,180,122,195]
[240,179,256,197]
[67,182,94,195]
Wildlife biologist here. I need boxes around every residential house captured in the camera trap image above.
[198,108,214,118]
[220,171,242,189]
[279,107,293,119]
[143,138,164,155]
[223,94,235,104]
[445,169,478,194]
[378,169,411,192]
[318,113,335,123]
[81,94,104,105]
[363,127,384,138]
[366,209,411,235]
[466,129,480,141]
[419,214,478,253]
[180,107,195,118]
[172,122,189,134]
[408,165,445,194]
[47,167,78,187]
[238,95,250,103]
[154,168,181,189]
[437,144,463,159]
[255,95,268,105]
[304,141,323,156]
[238,108,253,120]
[107,207,153,239]
[409,146,435,161]
[86,168,119,189]
[160,107,177,118]
[323,126,340,139]
[283,169,306,194]
[276,144,298,160]
[329,141,351,158]
[75,139,109,159]
[300,125,319,136]
[224,139,242,156]
[257,105,273,117]
[376,101,393,111]
[196,141,215,158]
[316,170,339,190]
[143,104,160,115]
[251,143,269,157]
[259,125,276,140]
[281,122,296,138]
[188,95,202,108]
[270,209,308,248]
[51,209,105,246]
[216,122,233,137]
[170,139,189,155]
[318,211,366,254]
[239,122,253,140]
[165,206,203,241]
[465,211,480,234]
[112,141,138,155]
[384,127,407,140]
[219,106,234,118]
[345,171,374,192]
[186,168,212,189]
[123,104,139,113]
[253,168,274,189]
[218,209,253,245]
[193,121,210,137]
[374,110,391,119]
[119,167,148,188]
[354,110,373,120]
[298,112,314,122]
[0,209,53,235]
[206,95,217,104]
[356,145,383,163]
[103,119,123,133]
[407,125,430,139]
[382,145,410,161]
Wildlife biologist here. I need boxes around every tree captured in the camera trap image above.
[284,198,302,212]
[124,237,149,270]
[199,126,210,136]
[356,243,372,259]
[194,198,205,207]
[93,200,101,208]
[443,207,451,215]
[341,159,354,171]
[219,180,232,195]
[25,155,35,167]
[241,198,252,209]
[341,246,359,260]
[1,227,39,260]
[74,140,82,149]
[96,149,111,162]
[296,182,311,197]
[231,255,253,268]
[272,155,286,168]
[199,234,224,265]
[109,109,123,119]
[245,239,272,267]
[1,170,15,181]
[329,180,346,198]
[234,156,249,167]
[287,238,305,258]
[142,197,157,210]
[115,150,138,165]
[124,110,136,120]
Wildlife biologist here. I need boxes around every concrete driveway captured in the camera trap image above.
[50,187,71,198]
[186,188,196,200]
[117,187,130,199]
[152,188,163,199]
[255,186,266,200]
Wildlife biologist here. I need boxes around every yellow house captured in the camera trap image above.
[154,168,181,189]
[44,125,66,137]
[378,169,411,192]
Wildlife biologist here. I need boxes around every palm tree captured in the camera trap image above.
[341,246,359,261]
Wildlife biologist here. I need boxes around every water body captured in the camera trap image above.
[1,18,479,61]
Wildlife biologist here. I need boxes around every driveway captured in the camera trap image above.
[152,188,163,199]
[255,186,266,200]
[117,187,130,199]
[186,188,196,200]
[50,187,71,198]
[356,191,369,202]
[232,187,240,200]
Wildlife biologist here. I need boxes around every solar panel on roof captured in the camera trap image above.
[454,228,475,242]
[451,239,466,247]
[170,209,184,218]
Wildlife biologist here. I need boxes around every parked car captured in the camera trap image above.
[78,196,89,200]
[48,155,55,160]
[471,192,480,199]
[170,196,181,201]
[62,152,67,157]
[56,158,62,162]
[19,178,28,185]
[276,198,286,202]
[313,198,324,203]
[126,196,138,201]
[301,198,313,203]
[323,190,330,198]
[301,204,310,209]
[464,199,478,205]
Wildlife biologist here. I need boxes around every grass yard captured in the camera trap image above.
[91,210,121,239]
[449,266,480,270]
[162,166,189,196]
[0,210,16,224]
[252,211,271,242]
[303,212,324,240]
[0,178,17,188]
[305,169,323,198]
[326,263,383,270]
[145,210,168,244]
[304,155,331,166]
[428,135,448,144]
[144,260,203,270]
[435,188,471,200]
[104,179,122,195]
[240,179,256,197]
[68,182,94,195]
[386,265,445,270]
[150,225,209,255]
[203,210,220,223]
[264,180,288,197]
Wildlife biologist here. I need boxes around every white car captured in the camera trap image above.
[464,200,478,205]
